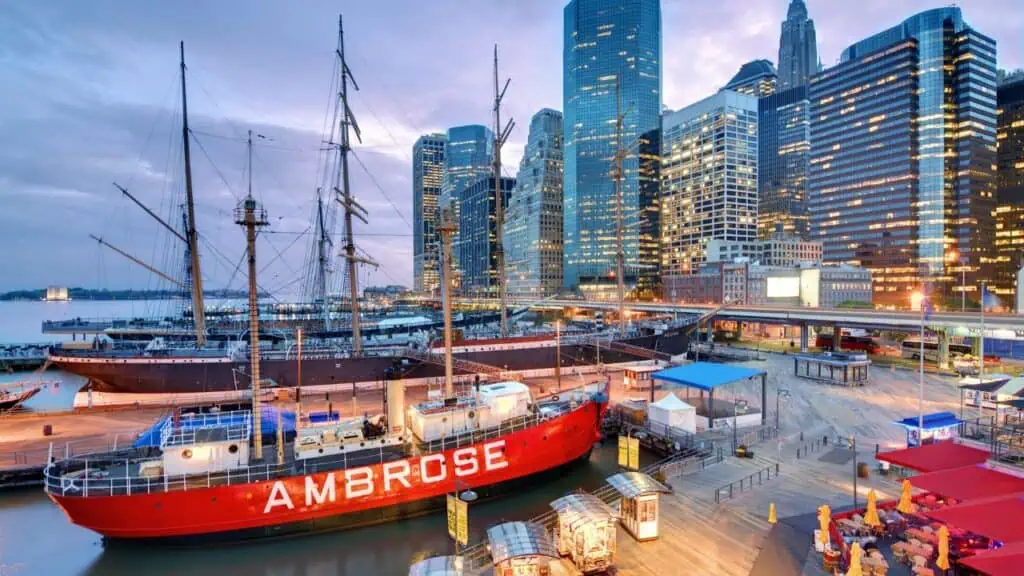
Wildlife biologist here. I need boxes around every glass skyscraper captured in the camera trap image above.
[724,60,778,98]
[441,124,494,273]
[993,77,1024,308]
[758,86,810,239]
[661,90,759,277]
[809,7,997,307]
[563,0,662,298]
[505,109,565,298]
[777,0,818,90]
[458,176,516,296]
[413,134,445,294]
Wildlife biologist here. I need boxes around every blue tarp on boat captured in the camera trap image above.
[133,407,340,448]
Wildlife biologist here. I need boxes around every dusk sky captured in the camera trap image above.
[1,0,1021,296]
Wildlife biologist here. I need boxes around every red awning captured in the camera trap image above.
[910,465,1024,502]
[958,542,1024,575]
[876,441,989,473]
[926,493,1024,543]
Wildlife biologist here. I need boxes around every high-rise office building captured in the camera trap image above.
[441,124,494,272]
[412,134,446,294]
[994,77,1024,308]
[778,0,818,90]
[505,109,565,298]
[808,7,997,307]
[458,176,516,296]
[661,90,759,278]
[759,86,810,239]
[724,60,778,98]
[563,0,662,298]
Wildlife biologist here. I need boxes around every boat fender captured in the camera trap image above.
[468,411,475,419]
[551,395,559,402]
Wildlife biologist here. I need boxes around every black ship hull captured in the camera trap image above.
[52,333,688,394]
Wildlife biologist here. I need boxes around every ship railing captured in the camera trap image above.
[158,410,253,448]
[419,408,564,455]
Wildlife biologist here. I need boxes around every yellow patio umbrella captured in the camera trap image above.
[817,504,832,546]
[864,489,882,527]
[897,479,914,514]
[846,541,864,576]
[936,525,951,570]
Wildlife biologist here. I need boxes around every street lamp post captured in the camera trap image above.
[775,388,790,431]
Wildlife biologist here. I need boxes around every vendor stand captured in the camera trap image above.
[549,493,618,574]
[894,412,962,448]
[606,471,671,541]
[486,521,559,576]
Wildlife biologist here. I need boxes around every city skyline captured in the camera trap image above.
[1,0,1022,292]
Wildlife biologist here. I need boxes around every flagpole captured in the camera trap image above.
[979,281,986,426]
[918,291,925,445]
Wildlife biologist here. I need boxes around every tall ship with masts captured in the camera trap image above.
[47,22,693,396]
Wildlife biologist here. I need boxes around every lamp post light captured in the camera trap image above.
[775,388,791,431]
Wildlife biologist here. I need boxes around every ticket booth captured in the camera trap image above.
[607,471,671,541]
[487,521,559,576]
[624,365,661,391]
[408,556,462,576]
[550,493,618,574]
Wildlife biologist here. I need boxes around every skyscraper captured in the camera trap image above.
[808,7,997,307]
[458,176,516,296]
[412,134,446,293]
[993,77,1024,308]
[661,90,759,277]
[777,0,818,90]
[724,60,778,97]
[758,86,810,239]
[505,109,565,298]
[441,124,494,273]
[563,0,662,298]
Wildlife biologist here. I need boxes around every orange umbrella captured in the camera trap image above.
[864,489,881,527]
[937,524,951,570]
[897,479,914,514]
[846,541,864,576]
[818,504,832,546]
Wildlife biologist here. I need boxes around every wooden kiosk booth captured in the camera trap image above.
[486,521,559,576]
[550,493,619,574]
[607,471,671,541]
[408,556,462,576]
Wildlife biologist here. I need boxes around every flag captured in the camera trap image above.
[923,298,934,322]
[981,284,1001,310]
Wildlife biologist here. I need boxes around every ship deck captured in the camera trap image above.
[44,392,588,499]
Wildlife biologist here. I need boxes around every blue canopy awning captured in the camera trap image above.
[651,362,766,391]
[894,411,962,431]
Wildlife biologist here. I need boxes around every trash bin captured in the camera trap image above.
[42,424,53,436]
[857,462,870,478]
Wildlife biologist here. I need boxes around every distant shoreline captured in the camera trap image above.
[0,289,252,302]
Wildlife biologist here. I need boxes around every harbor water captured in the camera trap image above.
[0,300,642,576]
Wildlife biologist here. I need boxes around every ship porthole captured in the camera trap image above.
[181,449,193,459]
[228,444,239,454]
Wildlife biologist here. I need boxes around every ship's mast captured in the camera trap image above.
[614,79,626,335]
[316,192,331,330]
[439,209,457,398]
[333,15,373,355]
[237,130,269,461]
[180,41,207,347]
[492,45,514,339]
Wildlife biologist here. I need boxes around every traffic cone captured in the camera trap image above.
[768,502,777,524]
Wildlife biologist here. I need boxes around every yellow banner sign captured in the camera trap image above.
[628,436,640,470]
[455,498,469,545]
[446,494,457,539]
[618,435,628,467]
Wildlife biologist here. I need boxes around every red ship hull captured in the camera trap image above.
[48,400,605,541]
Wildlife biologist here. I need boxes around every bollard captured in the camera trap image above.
[768,502,777,524]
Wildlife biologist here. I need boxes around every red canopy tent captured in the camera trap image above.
[909,465,1024,502]
[958,542,1024,575]
[876,441,990,473]
[926,493,1024,544]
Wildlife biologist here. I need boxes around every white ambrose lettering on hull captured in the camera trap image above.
[264,440,508,514]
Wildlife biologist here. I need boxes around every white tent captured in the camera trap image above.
[648,393,696,434]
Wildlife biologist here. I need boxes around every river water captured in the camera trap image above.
[0,300,639,576]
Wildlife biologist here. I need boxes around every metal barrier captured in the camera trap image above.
[714,461,781,503]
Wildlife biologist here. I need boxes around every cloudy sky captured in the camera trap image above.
[1,0,1021,296]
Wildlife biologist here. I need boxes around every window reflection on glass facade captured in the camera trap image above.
[563,0,661,297]
[459,176,515,297]
[413,134,446,294]
[994,78,1024,308]
[809,7,997,307]
[759,86,810,239]
[505,109,564,298]
[724,60,778,98]
[442,125,494,275]
[661,90,759,278]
